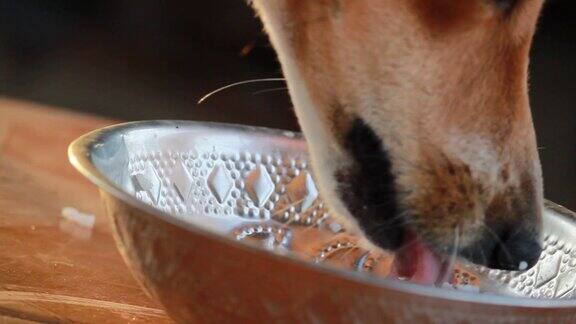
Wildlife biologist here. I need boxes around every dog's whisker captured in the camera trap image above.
[436,226,460,286]
[481,224,514,264]
[252,87,289,96]
[197,78,286,104]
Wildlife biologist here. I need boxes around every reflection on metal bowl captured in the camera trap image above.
[69,121,576,323]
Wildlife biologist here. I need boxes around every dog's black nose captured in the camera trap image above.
[487,228,542,271]
[460,220,542,271]
[461,229,542,271]
[460,225,542,271]
[462,184,544,271]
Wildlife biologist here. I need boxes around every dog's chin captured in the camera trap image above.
[329,118,450,285]
[334,169,451,285]
[347,209,452,285]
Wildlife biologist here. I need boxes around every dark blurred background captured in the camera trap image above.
[0,0,574,210]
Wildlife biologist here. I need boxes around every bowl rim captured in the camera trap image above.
[68,120,576,309]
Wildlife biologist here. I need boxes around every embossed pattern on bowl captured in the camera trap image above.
[69,121,576,323]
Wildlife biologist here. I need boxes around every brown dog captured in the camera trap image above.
[251,0,545,283]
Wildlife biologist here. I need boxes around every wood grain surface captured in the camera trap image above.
[0,98,171,323]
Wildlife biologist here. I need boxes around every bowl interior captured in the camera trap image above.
[78,121,576,304]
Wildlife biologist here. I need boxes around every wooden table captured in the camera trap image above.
[0,98,171,323]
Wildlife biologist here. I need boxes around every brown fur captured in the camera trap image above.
[252,0,545,254]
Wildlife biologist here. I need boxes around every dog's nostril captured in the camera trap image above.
[488,229,542,271]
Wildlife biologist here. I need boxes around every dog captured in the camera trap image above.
[250,0,545,284]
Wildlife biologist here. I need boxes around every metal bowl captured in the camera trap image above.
[69,121,576,323]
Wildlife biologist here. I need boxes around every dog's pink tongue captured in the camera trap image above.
[389,230,445,285]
